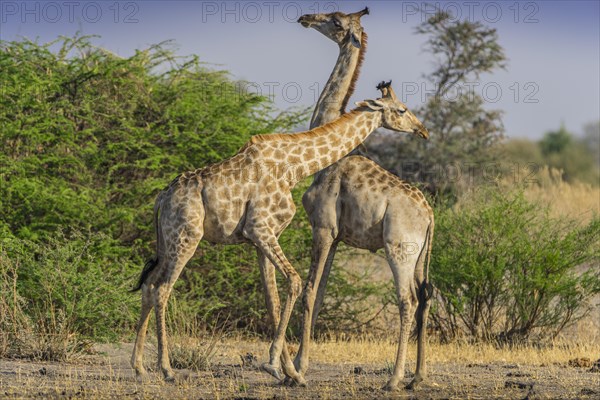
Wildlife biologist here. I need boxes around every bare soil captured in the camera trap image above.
[1,341,599,399]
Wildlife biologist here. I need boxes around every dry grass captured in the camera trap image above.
[218,336,600,367]
[2,337,599,399]
[506,166,599,223]
[169,334,219,371]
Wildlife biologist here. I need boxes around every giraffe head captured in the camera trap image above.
[298,7,369,48]
[355,81,429,139]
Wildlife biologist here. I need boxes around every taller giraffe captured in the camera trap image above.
[295,10,435,391]
[130,85,428,385]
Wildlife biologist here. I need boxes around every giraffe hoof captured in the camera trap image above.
[280,375,307,387]
[134,369,150,383]
[406,375,423,390]
[382,382,399,392]
[163,370,176,383]
[261,363,283,381]
[293,375,307,387]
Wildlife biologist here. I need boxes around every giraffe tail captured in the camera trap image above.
[131,191,164,292]
[421,217,434,300]
[413,214,434,302]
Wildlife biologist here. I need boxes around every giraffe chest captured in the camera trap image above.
[304,176,387,251]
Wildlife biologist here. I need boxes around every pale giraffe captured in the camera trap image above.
[130,84,428,385]
[295,10,435,391]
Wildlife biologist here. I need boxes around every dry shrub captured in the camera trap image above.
[0,253,27,357]
[165,296,221,371]
[0,248,90,361]
[169,335,219,371]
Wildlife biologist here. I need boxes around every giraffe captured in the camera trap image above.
[295,10,435,391]
[129,83,428,386]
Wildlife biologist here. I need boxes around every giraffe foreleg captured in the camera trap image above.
[311,240,338,330]
[248,232,305,386]
[256,249,296,382]
[294,228,337,378]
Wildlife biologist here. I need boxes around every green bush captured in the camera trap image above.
[1,35,306,246]
[0,34,307,340]
[430,188,600,342]
[1,231,139,341]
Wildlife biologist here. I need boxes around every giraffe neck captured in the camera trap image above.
[309,32,367,130]
[286,109,381,186]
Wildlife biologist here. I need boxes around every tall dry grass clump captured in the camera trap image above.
[504,166,599,224]
[165,296,222,371]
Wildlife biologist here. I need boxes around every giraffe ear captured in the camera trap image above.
[355,99,385,111]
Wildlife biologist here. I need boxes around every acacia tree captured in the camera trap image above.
[367,11,507,197]
[0,35,309,340]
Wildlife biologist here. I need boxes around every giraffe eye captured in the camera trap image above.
[396,108,406,115]
[332,19,342,28]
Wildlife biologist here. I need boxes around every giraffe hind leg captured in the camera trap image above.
[153,223,203,382]
[407,280,433,389]
[131,283,154,381]
[382,241,419,391]
[408,223,434,389]
[293,229,337,379]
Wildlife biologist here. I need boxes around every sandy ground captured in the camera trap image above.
[1,340,599,399]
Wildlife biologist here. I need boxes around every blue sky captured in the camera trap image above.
[1,0,599,139]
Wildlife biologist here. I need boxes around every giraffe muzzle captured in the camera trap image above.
[416,128,429,140]
[297,15,313,28]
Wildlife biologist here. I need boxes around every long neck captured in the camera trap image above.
[309,32,367,129]
[286,109,381,186]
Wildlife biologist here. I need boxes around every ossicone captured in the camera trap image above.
[376,80,392,90]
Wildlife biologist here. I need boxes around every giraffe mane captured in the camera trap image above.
[340,31,368,114]
[249,110,361,144]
